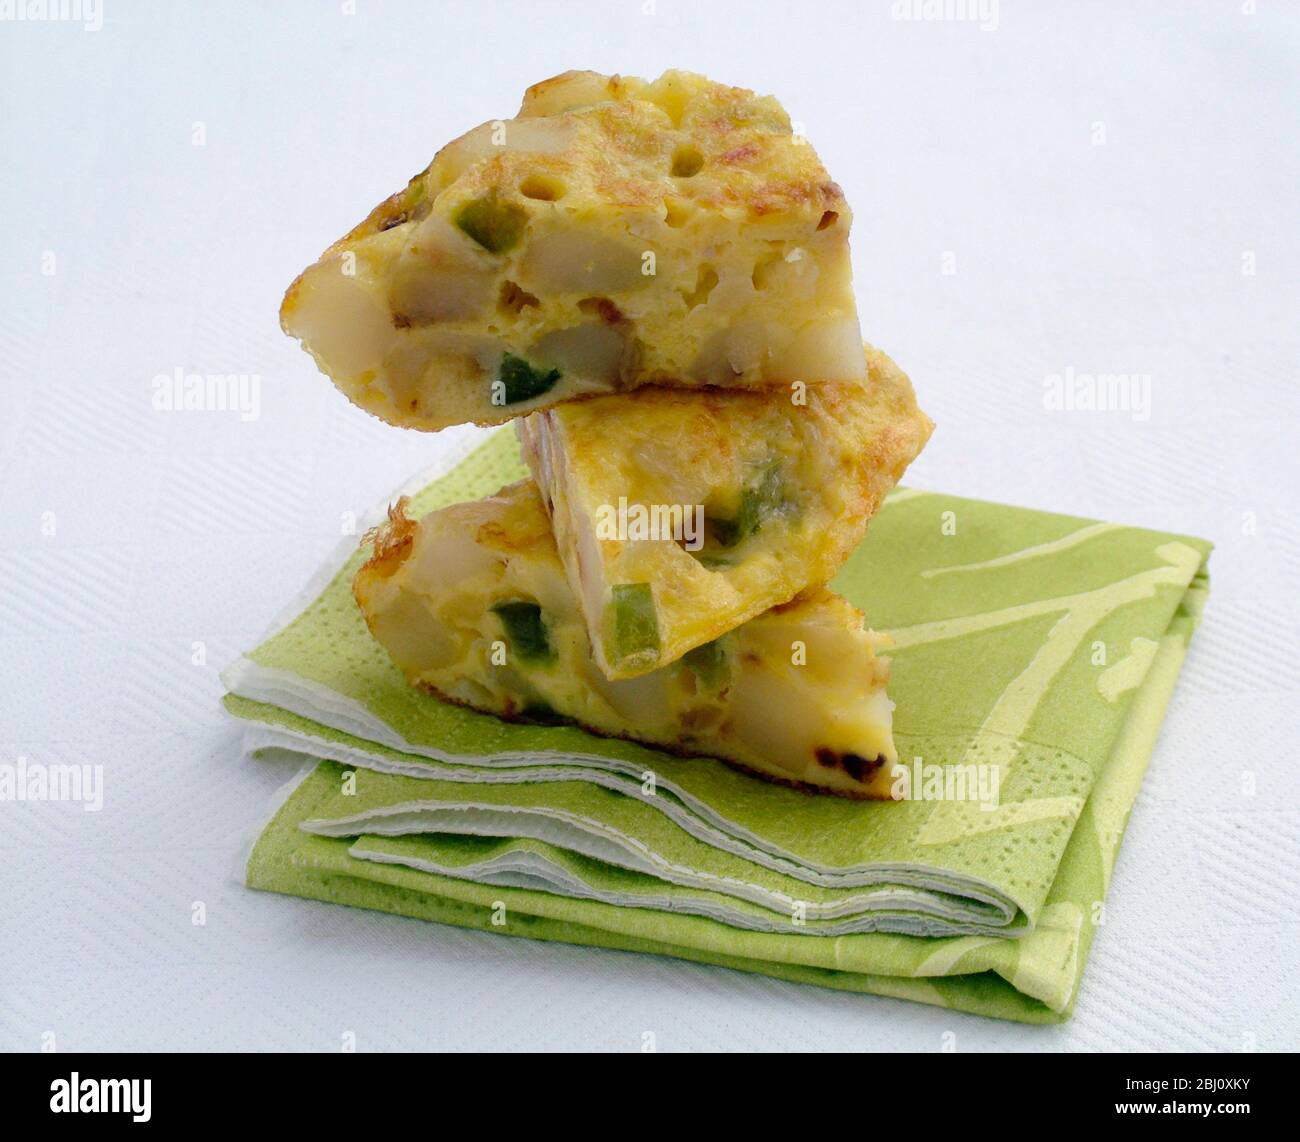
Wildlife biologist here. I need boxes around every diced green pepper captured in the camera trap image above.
[498,354,562,405]
[708,464,788,548]
[454,195,528,254]
[491,600,554,663]
[682,638,728,689]
[691,553,733,570]
[379,178,430,232]
[608,583,660,664]
[405,177,427,208]
[709,493,757,548]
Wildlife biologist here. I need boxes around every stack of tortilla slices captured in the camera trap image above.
[224,70,1210,1023]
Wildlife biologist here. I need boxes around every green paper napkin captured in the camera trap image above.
[226,430,1210,1021]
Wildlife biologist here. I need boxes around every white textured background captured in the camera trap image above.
[2,0,1298,1052]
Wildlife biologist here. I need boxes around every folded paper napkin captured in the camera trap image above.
[224,431,1211,1023]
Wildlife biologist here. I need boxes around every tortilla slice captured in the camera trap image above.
[517,345,933,679]
[352,480,900,798]
[281,69,866,430]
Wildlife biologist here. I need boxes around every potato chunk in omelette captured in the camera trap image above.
[517,345,933,679]
[353,481,900,798]
[281,69,866,430]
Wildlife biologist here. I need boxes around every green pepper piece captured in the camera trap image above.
[378,177,430,232]
[498,354,562,405]
[608,583,660,664]
[491,600,554,663]
[692,553,733,570]
[682,638,728,689]
[405,177,427,208]
[454,195,528,253]
[709,464,786,548]
[709,494,756,548]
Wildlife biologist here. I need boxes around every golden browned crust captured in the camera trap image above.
[839,344,936,530]
[359,497,418,579]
